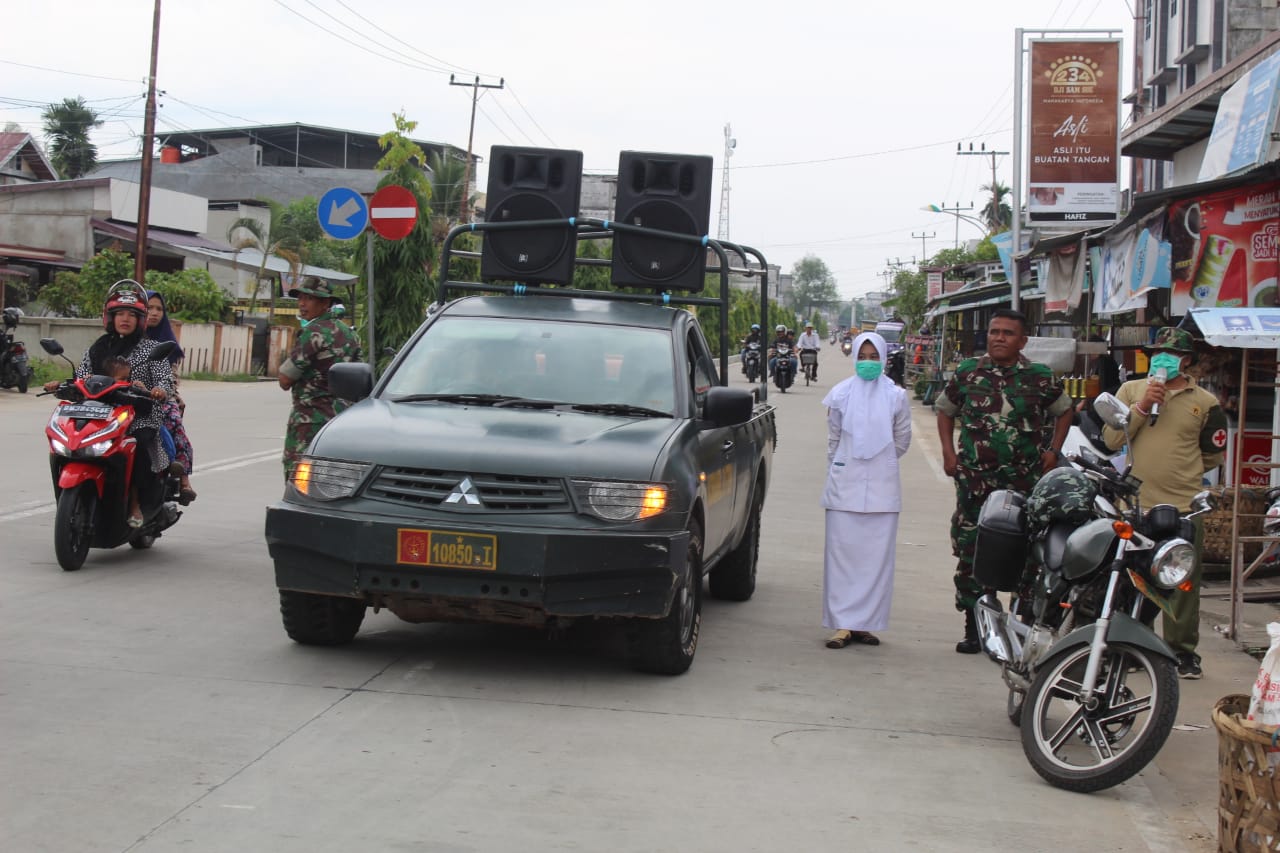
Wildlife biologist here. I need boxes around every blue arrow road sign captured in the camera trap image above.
[317,187,368,240]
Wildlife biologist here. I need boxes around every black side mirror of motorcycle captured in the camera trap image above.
[149,341,176,361]
[40,338,64,356]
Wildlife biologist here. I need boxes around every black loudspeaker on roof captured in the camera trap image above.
[611,151,714,293]
[480,146,584,285]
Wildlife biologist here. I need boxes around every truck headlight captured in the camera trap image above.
[1151,538,1195,589]
[572,480,669,521]
[293,458,371,500]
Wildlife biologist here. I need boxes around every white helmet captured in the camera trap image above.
[775,324,786,332]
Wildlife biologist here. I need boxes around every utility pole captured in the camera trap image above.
[957,142,1010,231]
[935,201,976,248]
[449,74,504,223]
[911,231,936,264]
[134,0,162,283]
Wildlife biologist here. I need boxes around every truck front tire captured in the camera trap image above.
[630,522,702,675]
[280,589,366,645]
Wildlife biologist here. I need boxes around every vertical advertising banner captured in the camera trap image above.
[926,270,943,301]
[1167,181,1280,314]
[1028,39,1121,225]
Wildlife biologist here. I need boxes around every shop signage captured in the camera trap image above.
[1027,39,1121,225]
[1198,50,1280,182]
[1167,181,1280,314]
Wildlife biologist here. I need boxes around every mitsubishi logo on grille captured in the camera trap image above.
[445,477,483,506]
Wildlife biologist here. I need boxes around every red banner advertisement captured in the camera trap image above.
[1028,40,1121,224]
[1167,181,1280,314]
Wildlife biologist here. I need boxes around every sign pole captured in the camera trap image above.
[366,236,376,373]
[1012,27,1024,313]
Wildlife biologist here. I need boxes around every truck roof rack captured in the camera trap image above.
[436,217,771,389]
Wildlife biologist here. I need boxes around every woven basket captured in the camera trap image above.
[1203,488,1267,565]
[1213,694,1280,852]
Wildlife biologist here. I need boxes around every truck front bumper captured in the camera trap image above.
[265,502,689,620]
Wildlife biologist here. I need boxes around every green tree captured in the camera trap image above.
[41,96,103,179]
[980,181,1013,233]
[37,248,134,317]
[226,200,303,319]
[882,267,926,333]
[354,112,435,372]
[144,269,230,323]
[790,255,840,318]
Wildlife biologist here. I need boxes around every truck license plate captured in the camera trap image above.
[396,528,497,571]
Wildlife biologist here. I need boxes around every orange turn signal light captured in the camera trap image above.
[1178,580,1194,592]
[1112,520,1134,540]
[638,487,667,519]
[293,461,312,495]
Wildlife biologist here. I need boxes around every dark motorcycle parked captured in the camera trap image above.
[972,392,1215,793]
[1,307,32,393]
[885,348,905,387]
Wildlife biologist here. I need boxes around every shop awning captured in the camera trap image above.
[181,246,357,282]
[92,218,234,253]
[1188,308,1280,348]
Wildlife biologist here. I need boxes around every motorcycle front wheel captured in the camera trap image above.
[54,483,97,571]
[1021,642,1178,793]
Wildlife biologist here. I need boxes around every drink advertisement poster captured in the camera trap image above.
[1167,182,1279,314]
[1028,39,1121,225]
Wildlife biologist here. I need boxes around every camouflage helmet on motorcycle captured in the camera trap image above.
[1025,467,1099,532]
[101,279,148,330]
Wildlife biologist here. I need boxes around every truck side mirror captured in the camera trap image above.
[702,386,753,429]
[329,362,374,402]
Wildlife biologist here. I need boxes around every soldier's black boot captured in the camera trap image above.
[955,608,981,654]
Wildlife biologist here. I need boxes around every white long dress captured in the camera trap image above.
[821,361,912,632]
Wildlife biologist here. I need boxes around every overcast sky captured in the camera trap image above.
[4,0,1135,300]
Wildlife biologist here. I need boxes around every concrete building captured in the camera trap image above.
[91,123,472,208]
[1122,4,1280,191]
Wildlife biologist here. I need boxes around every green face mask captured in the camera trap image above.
[855,360,883,381]
[1149,352,1182,379]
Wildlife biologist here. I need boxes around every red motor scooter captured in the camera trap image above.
[39,338,183,571]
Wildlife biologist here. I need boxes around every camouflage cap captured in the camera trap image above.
[288,276,337,299]
[1147,326,1195,354]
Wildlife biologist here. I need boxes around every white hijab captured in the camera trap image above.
[821,331,896,459]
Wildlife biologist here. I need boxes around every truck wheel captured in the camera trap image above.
[279,589,366,645]
[630,522,703,675]
[710,488,760,601]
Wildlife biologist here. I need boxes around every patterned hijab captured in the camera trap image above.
[821,331,896,459]
[144,290,185,365]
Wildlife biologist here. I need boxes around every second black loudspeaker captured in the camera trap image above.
[611,151,713,292]
[480,146,583,285]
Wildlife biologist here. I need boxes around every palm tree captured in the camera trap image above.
[980,181,1013,233]
[41,97,103,179]
[226,203,302,319]
[426,151,469,241]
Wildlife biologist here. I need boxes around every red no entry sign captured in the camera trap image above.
[369,185,419,240]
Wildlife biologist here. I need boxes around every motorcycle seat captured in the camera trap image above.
[1040,521,1075,572]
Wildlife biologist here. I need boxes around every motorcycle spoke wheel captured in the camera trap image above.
[1021,643,1178,793]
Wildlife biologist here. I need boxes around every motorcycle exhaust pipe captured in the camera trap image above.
[974,594,1013,663]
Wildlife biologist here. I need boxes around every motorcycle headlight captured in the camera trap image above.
[78,439,114,457]
[50,439,69,456]
[292,458,371,500]
[1151,538,1195,589]
[571,479,670,521]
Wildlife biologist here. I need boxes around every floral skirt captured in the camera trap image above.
[161,399,194,475]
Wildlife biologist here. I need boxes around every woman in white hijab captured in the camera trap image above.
[821,331,912,648]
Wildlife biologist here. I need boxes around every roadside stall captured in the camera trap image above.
[1186,308,1280,641]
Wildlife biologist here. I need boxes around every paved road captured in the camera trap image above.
[0,359,1261,852]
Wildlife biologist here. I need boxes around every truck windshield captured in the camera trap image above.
[382,317,677,415]
[875,325,903,344]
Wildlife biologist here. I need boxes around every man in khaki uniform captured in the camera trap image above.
[1102,326,1227,679]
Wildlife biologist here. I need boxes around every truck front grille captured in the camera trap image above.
[367,467,570,512]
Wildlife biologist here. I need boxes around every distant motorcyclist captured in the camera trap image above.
[768,324,798,379]
[739,323,762,376]
[797,322,821,381]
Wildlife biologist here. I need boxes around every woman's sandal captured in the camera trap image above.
[826,630,854,649]
[127,511,144,529]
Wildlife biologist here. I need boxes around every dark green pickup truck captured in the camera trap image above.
[265,288,776,673]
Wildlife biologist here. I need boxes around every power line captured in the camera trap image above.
[0,58,140,84]
[504,85,557,148]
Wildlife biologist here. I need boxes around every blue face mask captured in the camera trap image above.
[855,360,883,381]
[1149,352,1182,379]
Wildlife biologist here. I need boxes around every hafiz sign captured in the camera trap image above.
[1027,39,1121,225]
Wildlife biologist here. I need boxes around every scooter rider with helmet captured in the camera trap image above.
[768,324,798,379]
[44,281,175,527]
[740,323,762,375]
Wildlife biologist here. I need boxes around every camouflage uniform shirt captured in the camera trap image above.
[280,312,363,476]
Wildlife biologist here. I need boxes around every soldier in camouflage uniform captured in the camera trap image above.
[934,309,1074,653]
[278,277,363,480]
